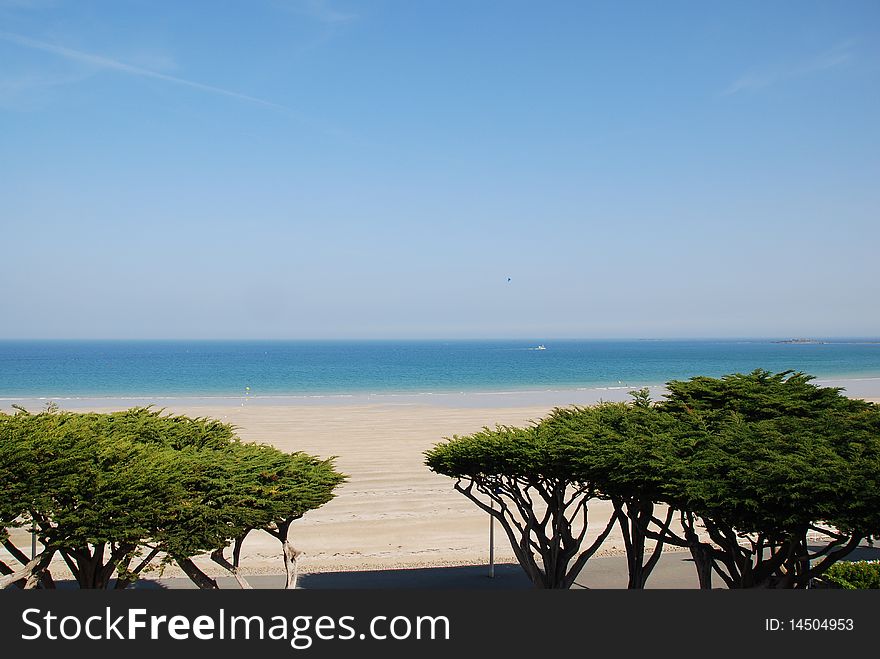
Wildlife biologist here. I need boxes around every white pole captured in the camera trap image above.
[488,498,495,578]
[31,521,36,559]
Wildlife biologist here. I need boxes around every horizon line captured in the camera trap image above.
[1,336,878,342]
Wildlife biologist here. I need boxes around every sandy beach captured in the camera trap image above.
[4,386,879,583]
[194,401,561,574]
[1,398,640,581]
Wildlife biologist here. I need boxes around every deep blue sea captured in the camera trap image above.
[1,339,879,401]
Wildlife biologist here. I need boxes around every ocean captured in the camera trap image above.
[1,339,880,405]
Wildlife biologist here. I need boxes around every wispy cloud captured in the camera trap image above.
[800,42,855,73]
[0,30,285,109]
[721,40,856,96]
[722,73,775,96]
[0,70,94,109]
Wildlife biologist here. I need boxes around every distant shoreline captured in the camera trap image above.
[772,338,880,345]
[4,374,880,412]
[4,338,880,409]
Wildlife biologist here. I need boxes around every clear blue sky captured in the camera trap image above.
[1,1,878,339]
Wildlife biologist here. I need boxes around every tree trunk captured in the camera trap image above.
[0,549,55,590]
[282,539,302,590]
[176,557,219,589]
[70,551,100,589]
[114,547,160,589]
[69,548,120,589]
[681,514,714,589]
[211,548,253,589]
[2,539,55,589]
[621,503,648,589]
[688,542,714,589]
[0,559,23,589]
[616,501,671,589]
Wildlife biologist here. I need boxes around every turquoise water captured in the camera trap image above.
[1,339,879,400]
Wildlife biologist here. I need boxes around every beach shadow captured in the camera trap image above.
[297,563,531,590]
[115,564,531,589]
[127,578,170,589]
[5,578,170,590]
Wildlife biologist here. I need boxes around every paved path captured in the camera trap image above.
[139,552,694,589]
[140,551,698,589]
[140,542,880,590]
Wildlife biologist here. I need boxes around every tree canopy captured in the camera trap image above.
[427,371,880,589]
[425,415,618,589]
[0,407,345,589]
[540,396,695,587]
[656,370,880,588]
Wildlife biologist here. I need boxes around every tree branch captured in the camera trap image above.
[563,509,617,588]
[0,549,55,590]
[211,545,253,589]
[2,538,31,566]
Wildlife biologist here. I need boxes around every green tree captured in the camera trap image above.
[425,421,617,589]
[541,395,694,588]
[1,410,186,589]
[255,450,345,589]
[0,407,345,589]
[0,410,58,588]
[182,442,345,589]
[660,369,858,420]
[654,370,880,588]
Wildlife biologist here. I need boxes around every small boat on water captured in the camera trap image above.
[535,345,546,350]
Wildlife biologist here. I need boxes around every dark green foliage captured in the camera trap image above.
[823,561,880,589]
[0,407,344,589]
[427,370,880,589]
[426,411,622,589]
[425,422,587,482]
[541,401,683,502]
[657,370,880,588]
[660,369,867,422]
[539,401,693,588]
[665,416,847,535]
[427,400,709,588]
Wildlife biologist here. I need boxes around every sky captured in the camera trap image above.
[1,0,878,339]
